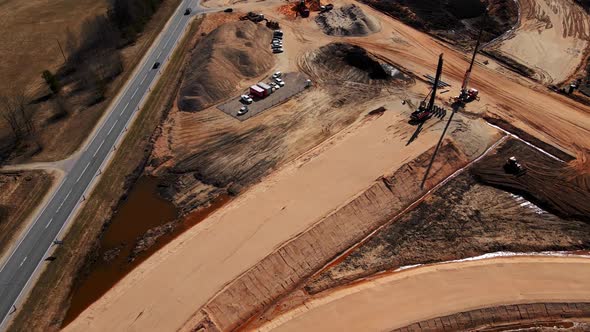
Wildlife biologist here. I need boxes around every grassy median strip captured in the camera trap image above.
[8,16,202,332]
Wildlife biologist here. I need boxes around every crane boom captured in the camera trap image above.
[460,29,483,92]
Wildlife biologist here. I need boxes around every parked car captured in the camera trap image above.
[272,48,284,54]
[184,8,192,15]
[277,80,285,87]
[152,62,160,69]
[272,71,282,78]
[271,39,282,44]
[240,94,253,104]
[224,7,233,12]
[273,30,283,36]
[238,105,248,115]
[270,82,280,89]
[274,77,283,83]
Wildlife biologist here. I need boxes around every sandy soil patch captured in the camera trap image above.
[487,0,590,84]
[65,96,444,331]
[259,257,590,331]
[315,4,380,36]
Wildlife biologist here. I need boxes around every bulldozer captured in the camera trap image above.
[504,156,526,176]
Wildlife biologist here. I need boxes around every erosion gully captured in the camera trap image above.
[62,176,229,326]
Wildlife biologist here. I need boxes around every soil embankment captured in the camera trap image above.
[315,4,380,36]
[306,139,590,294]
[358,0,518,45]
[394,302,590,331]
[184,139,482,331]
[177,20,274,112]
[256,257,590,331]
[62,177,228,326]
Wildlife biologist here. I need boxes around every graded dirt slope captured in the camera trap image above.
[307,141,590,294]
[65,97,445,332]
[177,20,274,111]
[315,4,380,36]
[487,0,590,84]
[258,257,590,331]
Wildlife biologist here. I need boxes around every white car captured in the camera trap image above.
[272,71,282,78]
[270,82,280,89]
[274,77,283,83]
[240,94,253,104]
[238,106,249,116]
[277,81,285,87]
[272,48,284,54]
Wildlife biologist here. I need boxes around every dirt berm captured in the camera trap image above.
[306,139,590,295]
[315,4,380,36]
[181,140,472,331]
[177,21,273,112]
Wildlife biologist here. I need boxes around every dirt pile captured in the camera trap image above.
[471,139,590,222]
[305,139,590,294]
[315,4,380,36]
[299,42,409,84]
[359,0,518,44]
[177,21,273,112]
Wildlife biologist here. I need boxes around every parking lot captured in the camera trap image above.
[217,72,310,121]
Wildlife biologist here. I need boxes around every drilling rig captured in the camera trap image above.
[455,30,483,103]
[411,53,444,122]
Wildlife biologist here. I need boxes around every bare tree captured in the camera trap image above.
[0,88,35,142]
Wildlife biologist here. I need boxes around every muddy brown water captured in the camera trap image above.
[62,176,229,326]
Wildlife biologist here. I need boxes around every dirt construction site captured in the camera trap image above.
[33,0,590,331]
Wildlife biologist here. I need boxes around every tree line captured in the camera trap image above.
[0,0,164,162]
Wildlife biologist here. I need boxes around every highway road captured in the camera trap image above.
[0,0,210,328]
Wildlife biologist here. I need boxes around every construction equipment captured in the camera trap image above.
[241,12,265,22]
[297,0,310,17]
[504,156,526,176]
[455,30,482,103]
[411,53,444,122]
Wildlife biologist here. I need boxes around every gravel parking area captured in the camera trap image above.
[217,72,310,121]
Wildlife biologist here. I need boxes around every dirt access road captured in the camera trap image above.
[487,0,590,84]
[259,256,590,331]
[65,98,444,331]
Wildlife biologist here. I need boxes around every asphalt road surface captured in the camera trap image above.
[0,0,209,328]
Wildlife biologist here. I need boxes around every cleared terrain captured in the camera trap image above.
[60,0,590,330]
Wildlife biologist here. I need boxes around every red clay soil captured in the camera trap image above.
[471,139,590,222]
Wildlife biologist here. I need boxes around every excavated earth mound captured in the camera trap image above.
[299,42,410,85]
[471,139,590,222]
[177,21,273,112]
[315,4,380,36]
[306,139,590,295]
[359,0,518,44]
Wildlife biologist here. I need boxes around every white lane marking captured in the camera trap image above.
[45,218,53,229]
[77,163,91,182]
[121,102,130,115]
[157,50,163,58]
[141,73,148,85]
[107,120,118,135]
[131,88,138,99]
[56,190,71,213]
[94,140,106,158]
[19,257,27,267]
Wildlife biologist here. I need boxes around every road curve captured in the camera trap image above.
[259,256,590,331]
[0,0,207,328]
